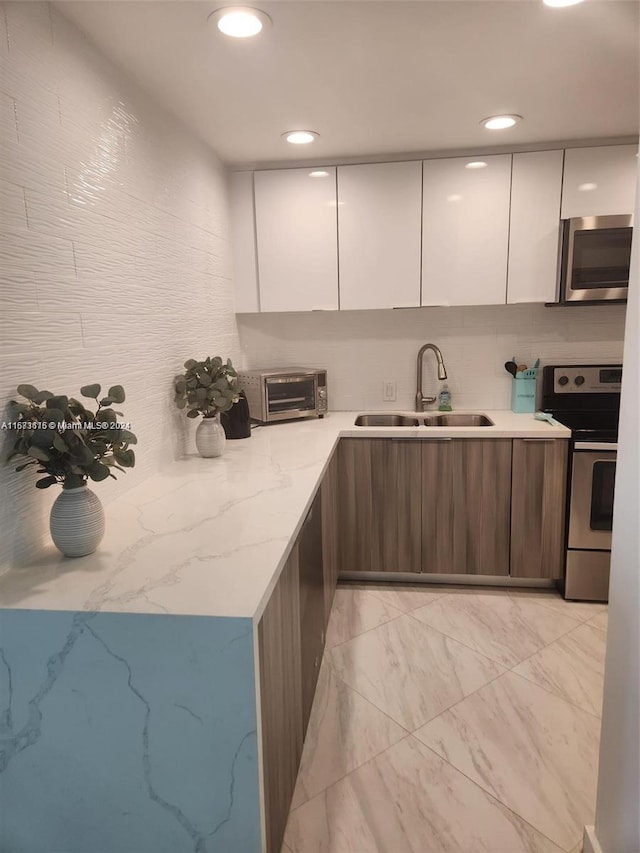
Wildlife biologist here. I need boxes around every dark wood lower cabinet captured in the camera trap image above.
[257,546,303,853]
[422,438,512,575]
[321,450,340,624]
[511,438,568,579]
[257,436,568,851]
[337,438,422,573]
[298,490,326,734]
[258,452,339,853]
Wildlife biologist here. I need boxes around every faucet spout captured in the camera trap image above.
[416,343,448,411]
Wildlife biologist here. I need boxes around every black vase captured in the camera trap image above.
[220,391,252,439]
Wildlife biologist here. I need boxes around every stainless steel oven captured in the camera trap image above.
[560,214,633,303]
[566,441,617,601]
[541,363,621,602]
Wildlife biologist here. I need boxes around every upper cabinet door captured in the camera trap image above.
[230,171,259,313]
[254,168,339,312]
[561,145,638,218]
[421,154,512,306]
[337,162,422,310]
[507,150,563,304]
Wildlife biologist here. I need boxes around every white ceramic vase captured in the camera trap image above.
[49,484,105,557]
[195,415,226,458]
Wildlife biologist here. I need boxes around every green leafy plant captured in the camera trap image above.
[174,356,239,419]
[4,383,137,490]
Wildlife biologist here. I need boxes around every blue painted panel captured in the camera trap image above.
[0,610,260,853]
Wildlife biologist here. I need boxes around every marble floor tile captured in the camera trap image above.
[510,588,608,623]
[411,591,582,668]
[324,587,402,650]
[290,662,406,810]
[570,842,583,853]
[284,735,565,853]
[588,610,608,632]
[414,671,600,852]
[513,622,607,717]
[354,581,448,613]
[330,613,504,730]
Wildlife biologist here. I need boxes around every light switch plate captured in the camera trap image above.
[383,381,397,402]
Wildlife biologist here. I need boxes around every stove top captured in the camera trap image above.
[541,363,622,442]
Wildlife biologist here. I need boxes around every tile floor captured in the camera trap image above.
[283,583,607,853]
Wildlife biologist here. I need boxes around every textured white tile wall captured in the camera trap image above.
[0,2,240,569]
[237,303,626,411]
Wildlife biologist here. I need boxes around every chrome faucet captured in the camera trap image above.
[416,343,447,411]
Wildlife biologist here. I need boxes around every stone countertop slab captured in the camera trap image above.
[0,411,570,620]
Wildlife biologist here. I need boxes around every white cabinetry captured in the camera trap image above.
[421,154,512,306]
[254,168,339,312]
[230,171,259,313]
[561,145,638,218]
[507,150,563,304]
[337,161,422,310]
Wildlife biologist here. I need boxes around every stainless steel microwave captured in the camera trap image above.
[560,214,633,303]
[237,368,328,423]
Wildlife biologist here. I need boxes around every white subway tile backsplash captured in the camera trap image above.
[238,304,626,411]
[1,2,239,570]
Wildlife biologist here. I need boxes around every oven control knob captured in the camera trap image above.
[558,375,569,386]
[575,375,585,386]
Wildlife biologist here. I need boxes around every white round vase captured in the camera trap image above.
[195,415,226,458]
[50,484,105,557]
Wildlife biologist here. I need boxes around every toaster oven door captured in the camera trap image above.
[265,375,318,420]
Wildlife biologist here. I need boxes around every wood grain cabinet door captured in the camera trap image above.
[422,439,512,575]
[511,439,569,579]
[337,438,422,573]
[257,547,303,853]
[298,491,326,735]
[321,449,340,625]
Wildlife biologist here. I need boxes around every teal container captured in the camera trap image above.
[511,376,536,413]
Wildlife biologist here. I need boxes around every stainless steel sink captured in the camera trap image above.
[355,414,421,427]
[424,413,494,427]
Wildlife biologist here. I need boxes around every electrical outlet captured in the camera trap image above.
[383,381,397,402]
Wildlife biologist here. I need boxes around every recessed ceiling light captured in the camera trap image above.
[309,170,329,178]
[208,7,271,39]
[447,194,463,202]
[578,182,598,192]
[543,0,584,7]
[282,130,319,145]
[481,115,522,130]
[465,161,488,170]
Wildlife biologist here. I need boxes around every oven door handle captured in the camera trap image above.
[574,441,618,451]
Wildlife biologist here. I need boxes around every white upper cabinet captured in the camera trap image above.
[507,150,564,304]
[421,154,512,306]
[337,161,422,310]
[254,167,339,312]
[561,145,638,218]
[229,171,259,313]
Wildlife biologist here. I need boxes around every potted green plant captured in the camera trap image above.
[173,356,239,458]
[4,383,137,557]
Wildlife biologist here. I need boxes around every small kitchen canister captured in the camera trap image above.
[511,360,540,414]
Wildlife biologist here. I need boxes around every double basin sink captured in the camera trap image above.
[355,413,494,427]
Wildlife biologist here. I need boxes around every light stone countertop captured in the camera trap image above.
[0,411,570,620]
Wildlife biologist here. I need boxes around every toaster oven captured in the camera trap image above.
[237,368,328,423]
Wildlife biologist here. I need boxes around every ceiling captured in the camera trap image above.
[55,1,640,166]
